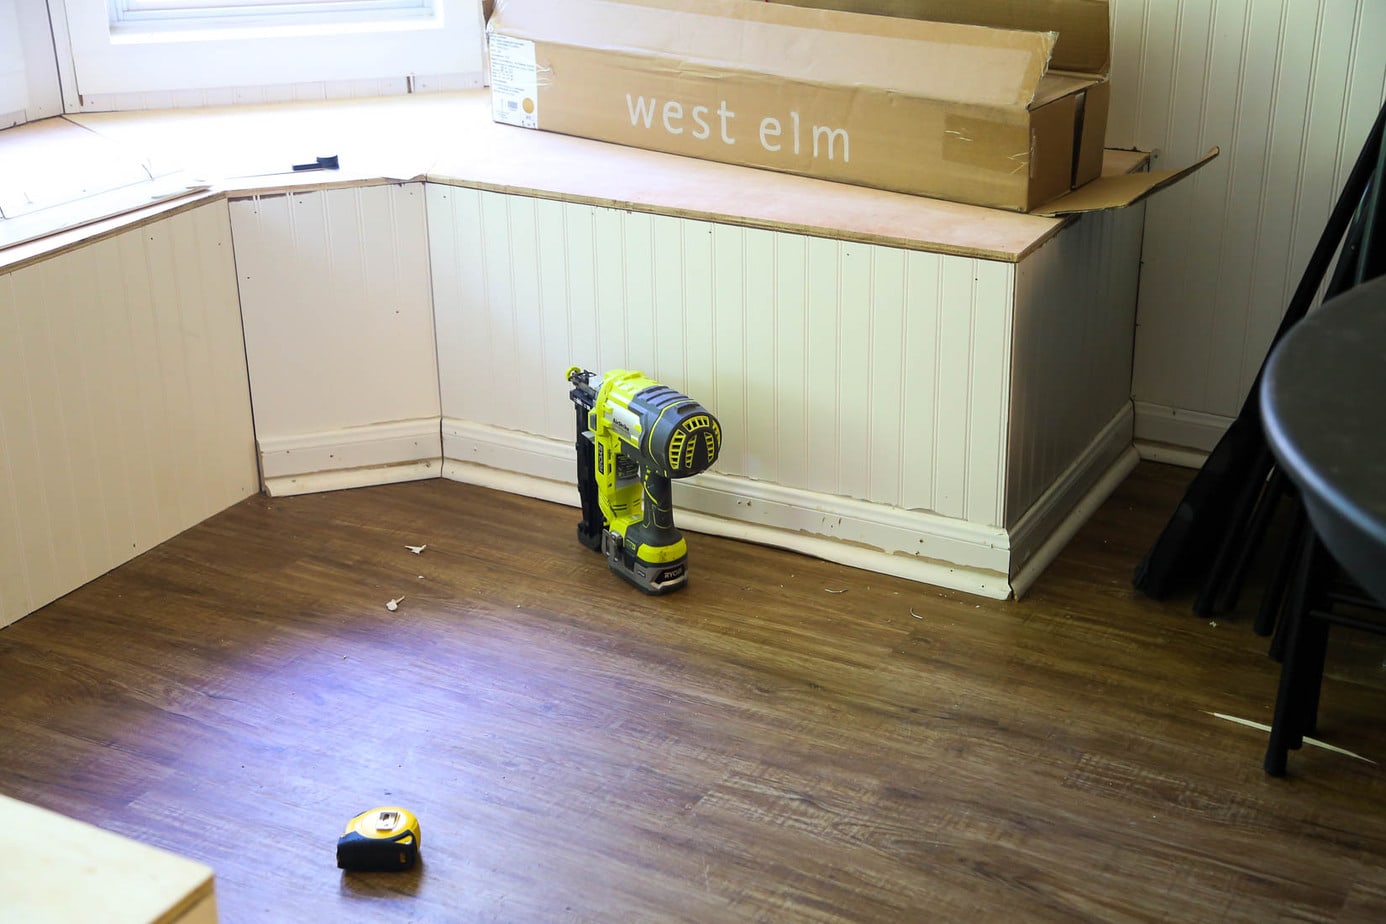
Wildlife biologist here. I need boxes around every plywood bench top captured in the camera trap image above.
[2,90,1147,271]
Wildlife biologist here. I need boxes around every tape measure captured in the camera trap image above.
[336,807,421,871]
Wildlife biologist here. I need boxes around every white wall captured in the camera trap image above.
[1111,0,1386,452]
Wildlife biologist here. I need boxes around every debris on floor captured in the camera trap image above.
[1209,712,1377,764]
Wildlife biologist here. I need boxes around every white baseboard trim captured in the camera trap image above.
[441,418,1013,599]
[257,417,442,484]
[1135,441,1210,469]
[1133,401,1230,455]
[1007,404,1135,596]
[442,418,573,484]
[264,459,440,497]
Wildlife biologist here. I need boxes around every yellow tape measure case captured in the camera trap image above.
[336,807,421,871]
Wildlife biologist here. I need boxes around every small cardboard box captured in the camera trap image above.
[486,0,1212,214]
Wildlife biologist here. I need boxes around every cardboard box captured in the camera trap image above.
[486,0,1213,213]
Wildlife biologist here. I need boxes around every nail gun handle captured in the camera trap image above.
[571,382,604,552]
[627,470,681,552]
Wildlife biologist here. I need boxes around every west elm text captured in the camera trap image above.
[626,95,850,162]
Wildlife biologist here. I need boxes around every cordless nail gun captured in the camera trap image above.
[567,368,722,594]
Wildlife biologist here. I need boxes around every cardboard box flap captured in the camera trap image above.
[490,0,1057,108]
[1034,147,1220,216]
[768,0,1110,76]
[1031,73,1100,109]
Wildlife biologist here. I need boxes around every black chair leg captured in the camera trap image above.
[1265,531,1336,775]
[1299,610,1331,739]
[1216,467,1289,614]
[1256,501,1307,640]
[1265,529,1318,775]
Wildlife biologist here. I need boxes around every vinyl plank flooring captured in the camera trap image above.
[1,463,1385,922]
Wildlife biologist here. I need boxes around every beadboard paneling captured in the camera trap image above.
[230,183,442,486]
[1008,205,1146,525]
[1111,0,1386,438]
[0,203,257,628]
[427,184,1018,527]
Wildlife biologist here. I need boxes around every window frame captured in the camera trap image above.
[55,0,485,104]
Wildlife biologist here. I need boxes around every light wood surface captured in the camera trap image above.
[3,463,1385,921]
[425,93,1065,260]
[1,92,1159,267]
[0,794,216,924]
[0,117,157,218]
[60,91,1073,261]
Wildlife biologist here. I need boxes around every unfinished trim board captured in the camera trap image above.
[429,184,1146,597]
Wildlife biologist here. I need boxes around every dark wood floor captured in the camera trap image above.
[3,462,1385,922]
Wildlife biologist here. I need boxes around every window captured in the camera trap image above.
[58,0,484,104]
[110,0,438,35]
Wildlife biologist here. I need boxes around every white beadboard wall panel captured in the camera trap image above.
[712,223,748,479]
[650,215,688,391]
[1340,3,1386,189]
[429,184,1018,526]
[805,236,841,499]
[428,184,490,437]
[595,206,630,381]
[835,242,872,504]
[1008,205,1146,526]
[898,251,939,517]
[680,220,717,426]
[865,247,906,509]
[930,259,975,521]
[623,210,658,378]
[230,183,441,483]
[740,227,778,484]
[1113,0,1386,439]
[0,203,257,628]
[771,234,810,492]
[0,270,66,622]
[965,264,1015,528]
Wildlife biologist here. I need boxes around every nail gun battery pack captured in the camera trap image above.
[336,807,421,871]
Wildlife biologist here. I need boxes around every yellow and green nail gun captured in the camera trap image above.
[567,368,722,594]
